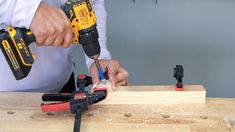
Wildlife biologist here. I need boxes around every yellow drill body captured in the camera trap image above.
[0,0,105,82]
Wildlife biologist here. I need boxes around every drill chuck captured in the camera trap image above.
[79,25,100,58]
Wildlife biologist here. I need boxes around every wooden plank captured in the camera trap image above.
[100,85,206,104]
[1,86,234,132]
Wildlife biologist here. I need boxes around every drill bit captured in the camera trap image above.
[94,58,106,84]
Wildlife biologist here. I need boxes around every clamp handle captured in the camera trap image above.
[42,93,72,102]
[41,102,70,112]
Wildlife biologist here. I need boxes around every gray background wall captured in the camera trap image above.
[72,0,235,98]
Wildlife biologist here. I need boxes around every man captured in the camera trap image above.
[0,0,128,92]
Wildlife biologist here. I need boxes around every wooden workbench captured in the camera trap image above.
[0,86,234,132]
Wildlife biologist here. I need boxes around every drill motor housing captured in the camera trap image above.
[61,0,101,58]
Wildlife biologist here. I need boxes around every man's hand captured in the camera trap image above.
[90,60,129,90]
[30,2,72,48]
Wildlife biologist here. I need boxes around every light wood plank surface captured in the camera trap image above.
[0,86,234,132]
[101,85,206,104]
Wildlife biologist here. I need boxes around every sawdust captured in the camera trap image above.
[216,116,235,132]
[224,116,235,128]
[162,114,170,118]
[86,112,94,117]
[7,111,15,115]
[144,119,150,123]
[124,113,132,118]
[46,112,54,116]
[105,118,112,122]
[200,115,208,119]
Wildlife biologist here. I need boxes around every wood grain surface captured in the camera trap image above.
[0,86,234,132]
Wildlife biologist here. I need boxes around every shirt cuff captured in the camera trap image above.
[10,0,42,28]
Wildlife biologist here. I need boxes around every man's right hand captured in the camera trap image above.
[30,2,72,48]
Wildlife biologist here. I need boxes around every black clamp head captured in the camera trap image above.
[70,91,89,114]
[88,88,107,105]
[77,74,92,91]
[174,65,184,88]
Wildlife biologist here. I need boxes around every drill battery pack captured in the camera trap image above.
[0,26,35,80]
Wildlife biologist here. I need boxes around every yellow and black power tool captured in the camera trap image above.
[0,0,106,82]
[0,27,35,80]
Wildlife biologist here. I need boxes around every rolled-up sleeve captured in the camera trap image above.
[85,0,112,69]
[0,0,42,28]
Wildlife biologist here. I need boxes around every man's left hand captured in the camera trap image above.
[90,59,129,90]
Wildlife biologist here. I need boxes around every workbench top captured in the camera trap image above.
[0,92,235,132]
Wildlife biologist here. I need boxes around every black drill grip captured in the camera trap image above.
[20,28,36,45]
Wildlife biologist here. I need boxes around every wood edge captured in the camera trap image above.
[114,85,205,92]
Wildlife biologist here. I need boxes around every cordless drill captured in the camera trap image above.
[0,0,106,82]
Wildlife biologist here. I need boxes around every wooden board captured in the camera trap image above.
[0,86,234,132]
[101,85,206,104]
